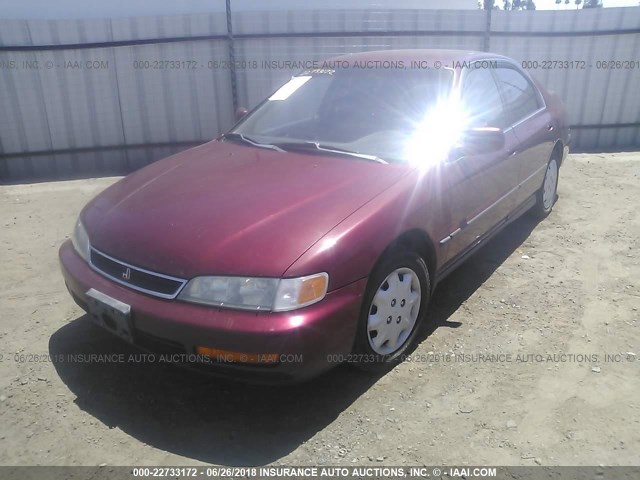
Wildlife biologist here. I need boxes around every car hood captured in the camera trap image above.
[83,141,408,279]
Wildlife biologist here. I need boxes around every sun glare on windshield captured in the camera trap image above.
[269,76,313,101]
[404,97,469,170]
[234,68,454,164]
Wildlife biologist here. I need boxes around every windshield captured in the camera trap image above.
[231,68,455,164]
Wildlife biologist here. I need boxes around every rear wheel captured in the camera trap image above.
[532,157,559,219]
[352,251,430,371]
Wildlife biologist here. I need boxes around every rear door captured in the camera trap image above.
[441,66,520,264]
[492,65,555,206]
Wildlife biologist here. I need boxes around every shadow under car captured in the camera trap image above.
[49,212,542,465]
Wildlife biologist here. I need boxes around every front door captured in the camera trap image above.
[440,66,520,265]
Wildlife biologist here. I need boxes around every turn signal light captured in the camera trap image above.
[297,274,328,304]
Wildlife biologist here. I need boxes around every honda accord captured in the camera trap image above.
[59,50,569,382]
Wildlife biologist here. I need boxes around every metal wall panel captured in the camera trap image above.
[26,18,114,45]
[0,19,32,46]
[489,8,640,152]
[231,8,487,35]
[0,6,639,181]
[0,55,53,152]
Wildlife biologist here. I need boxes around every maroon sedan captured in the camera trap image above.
[59,50,569,382]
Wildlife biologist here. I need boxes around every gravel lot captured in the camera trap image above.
[0,152,639,467]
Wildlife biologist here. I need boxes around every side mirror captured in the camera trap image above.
[459,127,505,155]
[235,107,248,122]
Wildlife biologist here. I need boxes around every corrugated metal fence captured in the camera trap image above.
[1,6,639,182]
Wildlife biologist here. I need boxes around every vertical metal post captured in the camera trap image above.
[225,0,239,112]
[483,7,492,52]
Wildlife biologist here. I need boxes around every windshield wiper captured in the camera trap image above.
[275,141,388,164]
[221,133,285,152]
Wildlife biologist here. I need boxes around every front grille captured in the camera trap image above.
[89,247,187,299]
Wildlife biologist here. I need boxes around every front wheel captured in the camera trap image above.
[352,251,430,371]
[532,157,559,219]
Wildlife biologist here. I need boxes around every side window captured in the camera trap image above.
[493,67,542,126]
[461,68,507,129]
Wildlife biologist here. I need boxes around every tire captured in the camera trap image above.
[352,250,430,371]
[532,157,559,219]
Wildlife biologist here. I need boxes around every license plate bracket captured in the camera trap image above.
[85,288,134,343]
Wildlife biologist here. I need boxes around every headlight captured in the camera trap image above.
[178,272,328,312]
[71,218,90,262]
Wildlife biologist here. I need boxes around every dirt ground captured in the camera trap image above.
[0,152,638,467]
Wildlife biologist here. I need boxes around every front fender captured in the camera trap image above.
[283,168,450,292]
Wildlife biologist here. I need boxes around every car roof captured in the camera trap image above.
[327,49,512,68]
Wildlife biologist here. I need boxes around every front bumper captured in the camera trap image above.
[59,240,366,383]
